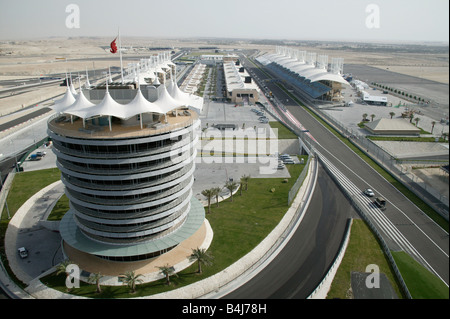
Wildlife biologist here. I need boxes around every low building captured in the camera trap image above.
[223,61,258,105]
[364,118,421,136]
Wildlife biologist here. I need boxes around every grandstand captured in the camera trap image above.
[256,46,350,102]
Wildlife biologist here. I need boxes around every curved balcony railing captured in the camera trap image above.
[61,161,193,191]
[66,176,192,206]
[70,190,191,220]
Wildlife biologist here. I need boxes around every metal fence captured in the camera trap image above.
[317,155,413,299]
[312,106,449,220]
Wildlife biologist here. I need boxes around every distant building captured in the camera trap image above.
[223,60,258,105]
[256,46,349,102]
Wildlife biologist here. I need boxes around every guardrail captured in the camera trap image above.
[316,154,413,299]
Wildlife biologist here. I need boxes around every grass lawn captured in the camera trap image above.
[269,121,298,139]
[41,162,306,298]
[326,219,404,299]
[392,251,449,299]
[1,168,61,249]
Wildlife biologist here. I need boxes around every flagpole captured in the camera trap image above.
[118,27,124,84]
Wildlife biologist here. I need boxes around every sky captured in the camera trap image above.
[0,0,448,43]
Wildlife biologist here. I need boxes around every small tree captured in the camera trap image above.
[362,113,368,122]
[201,188,215,214]
[158,264,177,285]
[188,248,213,274]
[241,174,251,191]
[56,259,74,278]
[212,187,221,207]
[414,117,420,127]
[121,271,144,294]
[389,112,395,119]
[88,273,103,293]
[224,180,238,202]
[370,114,376,122]
[431,121,436,133]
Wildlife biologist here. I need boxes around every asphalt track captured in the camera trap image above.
[224,164,356,299]
[243,56,449,287]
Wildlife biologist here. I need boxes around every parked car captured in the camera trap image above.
[36,151,47,157]
[363,188,375,197]
[18,247,28,259]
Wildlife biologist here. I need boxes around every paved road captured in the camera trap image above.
[243,55,449,286]
[225,164,356,298]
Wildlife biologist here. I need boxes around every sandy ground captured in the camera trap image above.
[0,37,447,117]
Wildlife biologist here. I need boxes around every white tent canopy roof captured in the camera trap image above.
[62,89,95,118]
[54,53,204,121]
[52,86,76,114]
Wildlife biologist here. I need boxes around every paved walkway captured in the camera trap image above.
[1,156,319,299]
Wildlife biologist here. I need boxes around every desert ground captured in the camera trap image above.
[0,37,448,117]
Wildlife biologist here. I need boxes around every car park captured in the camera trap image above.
[363,188,375,197]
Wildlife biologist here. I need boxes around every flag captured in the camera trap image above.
[110,37,118,54]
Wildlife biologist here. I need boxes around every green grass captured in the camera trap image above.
[0,168,61,288]
[392,251,449,299]
[273,83,448,232]
[47,194,69,221]
[269,121,298,139]
[1,168,61,248]
[326,219,404,299]
[41,162,307,298]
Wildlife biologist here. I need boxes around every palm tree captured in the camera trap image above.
[56,259,73,277]
[224,180,238,202]
[431,121,436,133]
[188,248,213,274]
[414,117,420,127]
[201,188,215,214]
[241,174,251,191]
[389,111,395,119]
[362,113,368,122]
[212,187,221,207]
[120,271,144,294]
[88,272,103,293]
[158,264,177,285]
[370,114,376,122]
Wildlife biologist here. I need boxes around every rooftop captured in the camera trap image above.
[48,109,198,139]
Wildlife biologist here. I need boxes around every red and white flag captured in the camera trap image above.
[110,37,118,54]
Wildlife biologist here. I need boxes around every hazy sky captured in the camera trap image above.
[0,0,448,43]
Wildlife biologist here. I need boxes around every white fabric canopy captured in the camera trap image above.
[126,87,164,116]
[63,89,95,118]
[167,78,204,111]
[52,87,76,114]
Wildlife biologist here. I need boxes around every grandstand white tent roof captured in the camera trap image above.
[258,47,349,85]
